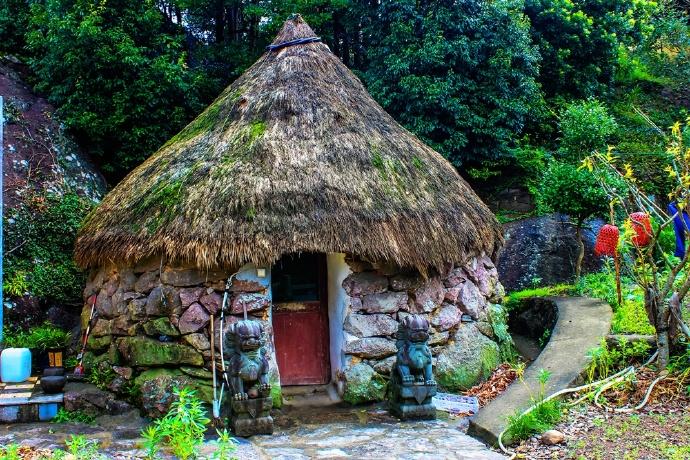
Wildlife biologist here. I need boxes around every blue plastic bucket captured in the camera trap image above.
[0,348,32,383]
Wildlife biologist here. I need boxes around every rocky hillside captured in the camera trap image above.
[1,55,106,330]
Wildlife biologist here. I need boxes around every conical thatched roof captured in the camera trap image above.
[75,15,502,272]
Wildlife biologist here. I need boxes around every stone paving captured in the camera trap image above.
[0,404,506,459]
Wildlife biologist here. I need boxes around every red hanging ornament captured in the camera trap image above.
[595,224,620,256]
[629,212,652,247]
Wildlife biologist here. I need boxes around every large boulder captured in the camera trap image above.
[178,302,210,334]
[431,304,462,331]
[135,369,193,418]
[435,323,500,392]
[410,278,444,313]
[134,368,215,418]
[342,363,386,405]
[497,214,603,291]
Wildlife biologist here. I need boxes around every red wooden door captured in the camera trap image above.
[272,254,330,385]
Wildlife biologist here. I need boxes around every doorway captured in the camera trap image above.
[272,253,330,385]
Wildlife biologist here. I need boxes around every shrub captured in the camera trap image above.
[364,0,541,169]
[3,192,93,305]
[524,0,657,99]
[140,387,213,460]
[52,408,96,425]
[536,160,611,278]
[559,100,618,159]
[1,322,71,350]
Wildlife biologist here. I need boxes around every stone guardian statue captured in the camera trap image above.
[225,319,273,436]
[388,314,437,420]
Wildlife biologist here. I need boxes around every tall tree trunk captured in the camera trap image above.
[575,225,584,280]
[214,0,225,43]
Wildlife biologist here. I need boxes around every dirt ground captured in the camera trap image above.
[512,374,690,460]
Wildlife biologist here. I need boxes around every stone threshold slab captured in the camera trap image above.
[0,377,63,406]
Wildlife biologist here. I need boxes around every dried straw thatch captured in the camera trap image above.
[75,15,502,272]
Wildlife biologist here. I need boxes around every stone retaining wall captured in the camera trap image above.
[339,254,506,404]
[82,253,508,415]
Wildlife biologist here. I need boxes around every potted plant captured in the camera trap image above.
[29,323,71,371]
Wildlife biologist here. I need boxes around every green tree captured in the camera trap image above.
[0,0,31,54]
[26,0,205,181]
[364,0,541,169]
[559,99,618,159]
[525,0,657,99]
[536,161,610,279]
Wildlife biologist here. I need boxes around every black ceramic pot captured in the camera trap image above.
[40,375,66,394]
[43,366,65,377]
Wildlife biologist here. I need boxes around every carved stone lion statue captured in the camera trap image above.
[225,319,271,400]
[394,314,435,386]
[389,314,437,420]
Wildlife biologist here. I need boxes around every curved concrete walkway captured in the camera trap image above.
[468,296,612,445]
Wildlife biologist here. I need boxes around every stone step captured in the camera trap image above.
[0,377,63,423]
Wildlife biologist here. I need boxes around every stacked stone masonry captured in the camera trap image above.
[82,254,506,415]
[339,254,506,404]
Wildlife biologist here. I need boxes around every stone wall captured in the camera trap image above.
[82,253,508,415]
[81,260,279,417]
[338,254,507,404]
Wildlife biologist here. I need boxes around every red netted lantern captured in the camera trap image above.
[595,224,620,256]
[629,212,652,247]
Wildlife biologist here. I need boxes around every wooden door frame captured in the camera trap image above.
[272,253,331,385]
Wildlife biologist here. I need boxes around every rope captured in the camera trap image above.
[266,36,321,52]
[497,350,659,459]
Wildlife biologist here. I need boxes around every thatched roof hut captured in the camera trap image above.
[75,15,501,273]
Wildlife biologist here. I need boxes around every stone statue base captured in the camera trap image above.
[389,380,437,421]
[230,397,274,437]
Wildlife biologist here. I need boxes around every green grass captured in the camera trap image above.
[52,408,96,424]
[505,398,563,443]
[504,284,573,311]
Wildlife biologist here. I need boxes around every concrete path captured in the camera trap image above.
[468,296,612,445]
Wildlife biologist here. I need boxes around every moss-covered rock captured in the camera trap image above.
[117,337,203,367]
[87,335,112,352]
[342,362,387,405]
[435,323,500,392]
[142,317,180,337]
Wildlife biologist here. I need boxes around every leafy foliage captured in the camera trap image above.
[140,387,213,460]
[559,100,619,159]
[536,161,610,225]
[26,0,205,181]
[52,408,96,425]
[505,368,563,444]
[586,337,653,381]
[4,192,92,305]
[2,322,71,349]
[87,364,117,391]
[524,0,656,99]
[364,0,541,169]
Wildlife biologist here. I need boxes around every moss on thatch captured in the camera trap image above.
[75,15,502,272]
